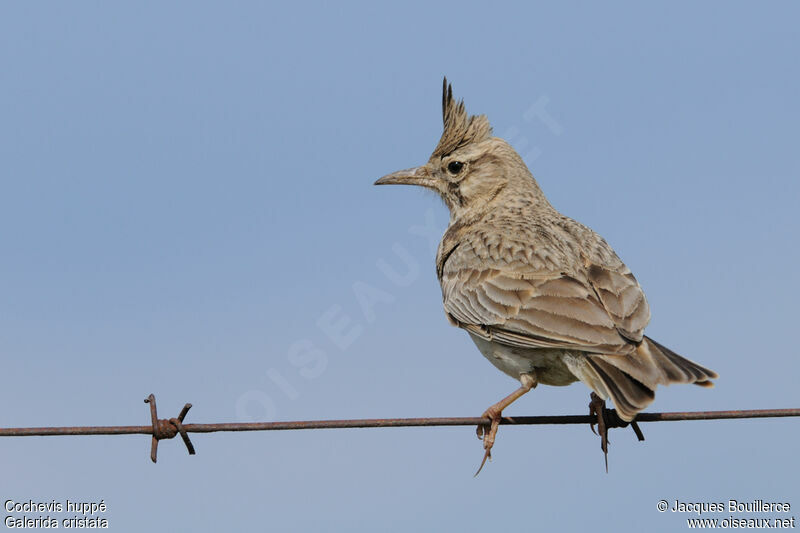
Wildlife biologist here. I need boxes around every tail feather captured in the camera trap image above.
[585,357,654,420]
[583,336,717,421]
[646,337,718,384]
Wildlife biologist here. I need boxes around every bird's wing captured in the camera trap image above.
[441,246,650,355]
[584,262,650,343]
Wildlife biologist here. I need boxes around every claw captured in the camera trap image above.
[588,392,646,472]
[474,409,501,476]
[589,392,610,472]
[474,448,491,476]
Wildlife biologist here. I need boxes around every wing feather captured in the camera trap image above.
[441,243,651,354]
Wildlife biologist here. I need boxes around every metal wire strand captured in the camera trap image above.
[1,394,798,462]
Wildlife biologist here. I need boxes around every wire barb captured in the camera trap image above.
[144,394,195,463]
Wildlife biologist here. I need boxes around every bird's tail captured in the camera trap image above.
[583,336,718,421]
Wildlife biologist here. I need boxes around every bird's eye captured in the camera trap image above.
[447,161,464,174]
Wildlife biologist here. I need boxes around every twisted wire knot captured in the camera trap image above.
[600,407,631,430]
[152,418,179,440]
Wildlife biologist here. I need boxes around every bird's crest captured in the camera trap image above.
[431,78,492,159]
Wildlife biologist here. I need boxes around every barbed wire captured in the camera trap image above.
[1,393,798,463]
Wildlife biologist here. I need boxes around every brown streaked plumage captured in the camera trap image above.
[375,78,717,472]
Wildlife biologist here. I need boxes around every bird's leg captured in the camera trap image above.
[475,372,537,476]
[588,392,645,473]
[588,393,610,472]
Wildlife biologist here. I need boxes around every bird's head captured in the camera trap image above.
[375,78,548,218]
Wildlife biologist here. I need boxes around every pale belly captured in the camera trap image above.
[468,332,581,387]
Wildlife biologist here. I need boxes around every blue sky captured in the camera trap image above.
[1,2,798,531]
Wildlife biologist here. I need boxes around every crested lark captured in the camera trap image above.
[375,79,717,473]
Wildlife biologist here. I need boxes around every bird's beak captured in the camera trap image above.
[374,166,436,188]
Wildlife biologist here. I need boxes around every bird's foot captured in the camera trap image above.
[588,392,645,472]
[588,393,611,471]
[473,377,535,476]
[475,406,502,476]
